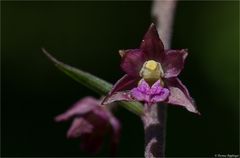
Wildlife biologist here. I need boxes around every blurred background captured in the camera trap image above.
[2,1,239,157]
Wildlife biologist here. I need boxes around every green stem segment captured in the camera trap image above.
[42,48,143,116]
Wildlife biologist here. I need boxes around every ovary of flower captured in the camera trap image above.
[140,60,164,85]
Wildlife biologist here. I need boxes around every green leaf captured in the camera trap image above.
[42,48,143,116]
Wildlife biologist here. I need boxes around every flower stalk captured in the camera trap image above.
[143,1,177,157]
[142,104,167,157]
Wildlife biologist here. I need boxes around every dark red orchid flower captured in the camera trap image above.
[55,97,121,154]
[102,23,199,114]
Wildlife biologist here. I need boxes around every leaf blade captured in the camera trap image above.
[42,48,143,115]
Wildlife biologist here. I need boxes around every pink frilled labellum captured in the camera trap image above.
[55,97,121,154]
[102,23,200,114]
[131,79,170,105]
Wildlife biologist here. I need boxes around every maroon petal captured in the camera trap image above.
[102,75,138,104]
[55,97,99,122]
[67,118,93,138]
[120,49,146,77]
[103,91,134,105]
[165,78,200,114]
[140,23,165,61]
[162,49,188,78]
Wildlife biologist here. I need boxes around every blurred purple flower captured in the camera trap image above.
[102,23,199,114]
[55,97,121,154]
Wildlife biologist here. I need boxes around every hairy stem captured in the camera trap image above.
[142,104,167,157]
[143,1,177,157]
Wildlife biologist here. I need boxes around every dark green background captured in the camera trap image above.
[2,1,239,157]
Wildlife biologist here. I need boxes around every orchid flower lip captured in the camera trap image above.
[130,79,170,105]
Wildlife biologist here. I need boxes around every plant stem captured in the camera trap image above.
[142,104,167,157]
[143,1,177,157]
